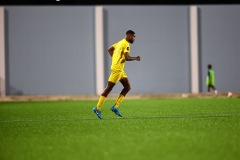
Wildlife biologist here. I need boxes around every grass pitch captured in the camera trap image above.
[0,98,240,160]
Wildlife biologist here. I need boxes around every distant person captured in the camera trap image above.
[206,64,218,96]
[93,30,141,119]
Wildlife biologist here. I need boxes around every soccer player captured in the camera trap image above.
[93,30,141,119]
[206,64,218,96]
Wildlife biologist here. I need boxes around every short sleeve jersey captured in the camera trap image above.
[206,69,215,85]
[110,38,130,71]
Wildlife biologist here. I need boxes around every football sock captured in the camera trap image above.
[96,96,106,110]
[114,94,125,108]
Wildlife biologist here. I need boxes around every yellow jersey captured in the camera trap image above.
[111,38,130,71]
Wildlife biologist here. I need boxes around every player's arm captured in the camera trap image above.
[206,71,210,85]
[108,46,115,57]
[207,71,210,79]
[124,52,140,61]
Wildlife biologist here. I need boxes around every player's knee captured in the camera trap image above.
[102,86,113,96]
[125,86,131,92]
[106,87,113,94]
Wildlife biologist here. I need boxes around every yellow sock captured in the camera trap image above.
[114,94,125,107]
[96,96,106,110]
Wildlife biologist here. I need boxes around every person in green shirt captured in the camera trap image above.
[206,64,218,96]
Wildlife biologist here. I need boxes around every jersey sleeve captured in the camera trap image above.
[205,71,210,85]
[112,42,117,48]
[123,42,130,54]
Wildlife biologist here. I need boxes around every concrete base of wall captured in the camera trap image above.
[0,92,239,102]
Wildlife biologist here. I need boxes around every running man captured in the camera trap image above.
[206,64,218,96]
[93,30,141,119]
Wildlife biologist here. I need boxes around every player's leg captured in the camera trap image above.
[208,84,218,96]
[111,77,131,117]
[210,84,218,96]
[207,84,211,94]
[119,78,131,96]
[93,82,115,119]
[101,81,115,97]
[209,84,214,90]
[115,77,131,107]
[93,70,120,119]
[97,81,115,109]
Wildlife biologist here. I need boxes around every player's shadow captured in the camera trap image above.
[100,113,235,120]
[1,113,235,123]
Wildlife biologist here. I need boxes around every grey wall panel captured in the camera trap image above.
[5,6,95,95]
[4,5,240,95]
[199,5,240,92]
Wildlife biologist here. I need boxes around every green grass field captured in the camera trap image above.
[0,98,240,160]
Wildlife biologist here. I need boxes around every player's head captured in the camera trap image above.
[126,30,135,44]
[208,64,212,69]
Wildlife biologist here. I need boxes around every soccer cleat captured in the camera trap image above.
[93,107,102,119]
[111,106,122,117]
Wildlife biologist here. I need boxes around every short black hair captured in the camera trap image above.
[208,64,212,69]
[126,30,135,35]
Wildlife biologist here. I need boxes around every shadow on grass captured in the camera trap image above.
[0,113,238,123]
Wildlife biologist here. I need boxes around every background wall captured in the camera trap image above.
[3,5,240,95]
[198,5,240,93]
[4,6,95,95]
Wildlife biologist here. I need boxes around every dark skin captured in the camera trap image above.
[101,33,140,97]
[208,84,216,92]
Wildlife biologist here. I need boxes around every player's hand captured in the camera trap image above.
[136,56,141,61]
